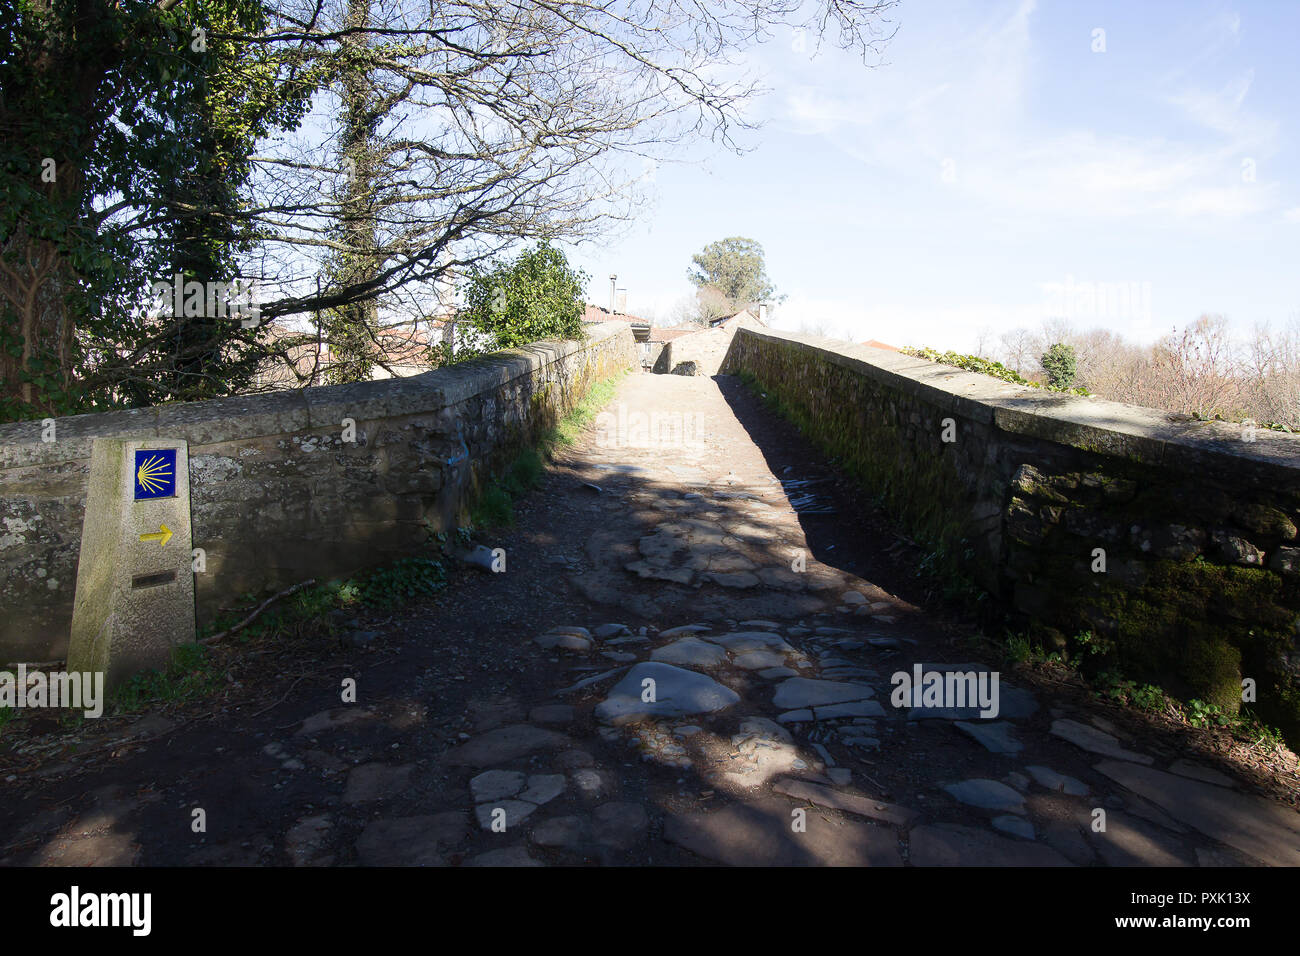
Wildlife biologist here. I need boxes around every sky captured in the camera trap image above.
[560,0,1300,353]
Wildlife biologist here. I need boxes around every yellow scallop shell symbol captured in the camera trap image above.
[136,454,172,494]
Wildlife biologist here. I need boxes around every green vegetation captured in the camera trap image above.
[901,346,1090,395]
[1190,410,1294,433]
[552,374,622,448]
[198,558,451,646]
[1077,559,1293,722]
[1005,634,1034,664]
[2,367,622,727]
[0,643,217,730]
[112,643,224,714]
[354,557,448,609]
[470,371,625,528]
[4,551,455,726]
[736,340,1299,752]
[737,364,987,611]
[1001,520,1299,745]
[688,236,781,303]
[1041,342,1078,389]
[1001,629,1288,753]
[455,242,588,361]
[902,347,1036,385]
[1,0,317,420]
[9,556,452,722]
[471,485,520,529]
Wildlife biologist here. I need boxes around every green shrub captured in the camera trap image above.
[458,241,588,353]
[357,556,448,608]
[1041,342,1078,389]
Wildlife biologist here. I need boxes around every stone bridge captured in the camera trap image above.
[0,323,1298,866]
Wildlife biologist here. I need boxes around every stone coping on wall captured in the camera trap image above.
[0,323,629,468]
[729,327,1300,485]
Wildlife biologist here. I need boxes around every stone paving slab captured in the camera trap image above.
[665,797,903,866]
[444,724,570,766]
[1090,813,1194,867]
[651,637,730,668]
[595,662,740,724]
[773,777,919,827]
[773,677,875,709]
[909,824,1072,866]
[1094,761,1300,866]
[354,813,467,866]
[1050,719,1154,764]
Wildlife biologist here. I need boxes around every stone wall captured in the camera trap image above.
[0,323,636,663]
[656,316,768,376]
[723,327,1300,739]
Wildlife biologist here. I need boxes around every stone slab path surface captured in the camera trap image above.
[2,373,1298,866]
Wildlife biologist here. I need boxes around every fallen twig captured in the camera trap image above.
[200,580,316,646]
[248,676,308,719]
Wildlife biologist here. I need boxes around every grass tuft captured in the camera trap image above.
[471,370,626,528]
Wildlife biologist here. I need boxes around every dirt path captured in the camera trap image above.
[2,373,1298,866]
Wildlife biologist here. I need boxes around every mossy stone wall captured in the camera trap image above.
[724,328,1300,741]
[0,324,637,662]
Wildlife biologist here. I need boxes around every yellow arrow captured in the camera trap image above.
[139,524,173,547]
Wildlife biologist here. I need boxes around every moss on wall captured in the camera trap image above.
[735,341,980,598]
[1070,560,1298,737]
[727,329,1300,747]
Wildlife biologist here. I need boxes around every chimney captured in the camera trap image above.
[609,274,617,313]
[759,302,768,323]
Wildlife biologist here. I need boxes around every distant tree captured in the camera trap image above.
[1146,315,1243,419]
[693,286,739,326]
[935,314,1299,429]
[997,327,1036,374]
[1041,342,1078,389]
[666,285,746,328]
[455,242,587,359]
[687,237,783,317]
[1241,319,1300,427]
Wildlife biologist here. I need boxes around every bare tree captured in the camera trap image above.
[1068,327,1146,401]
[227,0,902,327]
[1239,318,1300,427]
[976,313,1298,429]
[3,0,902,411]
[1145,315,1243,418]
[997,327,1035,374]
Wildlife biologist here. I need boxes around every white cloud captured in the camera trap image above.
[765,1,1282,224]
[1165,70,1257,134]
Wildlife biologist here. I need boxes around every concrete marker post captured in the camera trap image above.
[68,438,196,691]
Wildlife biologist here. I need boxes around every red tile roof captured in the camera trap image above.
[583,303,652,326]
[861,339,900,351]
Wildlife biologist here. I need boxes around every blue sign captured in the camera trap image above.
[134,449,177,500]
